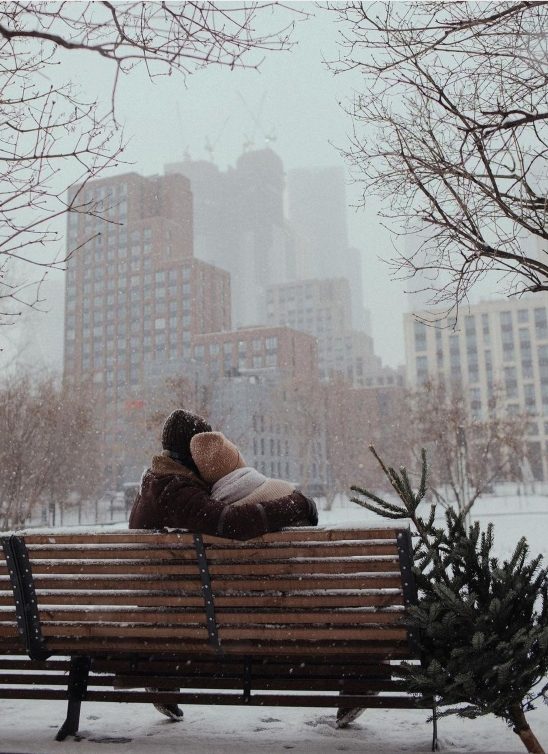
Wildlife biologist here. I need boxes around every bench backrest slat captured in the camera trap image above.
[21,528,400,545]
[41,638,411,656]
[19,559,400,576]
[16,543,399,560]
[0,592,400,608]
[32,609,405,625]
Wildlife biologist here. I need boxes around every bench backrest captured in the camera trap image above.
[0,527,417,659]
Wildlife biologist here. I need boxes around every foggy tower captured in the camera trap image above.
[167,148,295,328]
[230,148,293,325]
[165,158,233,271]
[287,166,349,280]
[287,166,370,332]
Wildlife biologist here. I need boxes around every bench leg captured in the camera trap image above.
[56,699,83,741]
[336,706,365,728]
[55,656,91,741]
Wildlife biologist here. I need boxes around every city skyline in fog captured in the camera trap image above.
[2,4,415,370]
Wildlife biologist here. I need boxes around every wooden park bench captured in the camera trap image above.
[0,526,436,748]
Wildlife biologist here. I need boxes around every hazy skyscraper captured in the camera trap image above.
[287,166,371,333]
[167,148,295,328]
[165,158,232,270]
[287,166,349,280]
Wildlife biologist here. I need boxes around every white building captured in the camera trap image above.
[404,294,548,480]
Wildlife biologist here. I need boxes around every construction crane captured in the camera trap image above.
[204,115,231,161]
[237,91,277,152]
[175,103,192,162]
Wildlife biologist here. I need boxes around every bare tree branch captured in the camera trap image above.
[327,1,548,311]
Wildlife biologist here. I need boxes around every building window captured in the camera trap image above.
[469,387,482,418]
[519,328,531,348]
[524,383,536,408]
[416,355,428,383]
[535,308,548,339]
[465,317,476,339]
[449,336,461,365]
[522,360,534,380]
[504,367,518,398]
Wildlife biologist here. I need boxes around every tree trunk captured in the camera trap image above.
[323,492,335,512]
[509,703,545,754]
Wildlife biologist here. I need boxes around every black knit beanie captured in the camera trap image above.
[162,409,212,473]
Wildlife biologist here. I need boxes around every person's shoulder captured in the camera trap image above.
[148,455,209,494]
[150,455,197,480]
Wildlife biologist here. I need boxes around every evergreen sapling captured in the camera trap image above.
[351,447,548,754]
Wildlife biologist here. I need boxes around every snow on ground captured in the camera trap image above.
[0,495,547,753]
[1,695,546,754]
[321,493,548,561]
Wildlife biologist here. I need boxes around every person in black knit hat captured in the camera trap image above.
[161,409,212,475]
[129,408,318,721]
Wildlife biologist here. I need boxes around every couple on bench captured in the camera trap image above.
[129,409,362,728]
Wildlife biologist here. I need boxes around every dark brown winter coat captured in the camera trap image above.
[129,454,318,540]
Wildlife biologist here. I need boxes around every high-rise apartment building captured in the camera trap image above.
[404,295,548,480]
[265,278,381,385]
[63,171,231,487]
[197,319,324,497]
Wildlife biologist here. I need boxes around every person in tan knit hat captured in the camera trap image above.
[190,431,296,507]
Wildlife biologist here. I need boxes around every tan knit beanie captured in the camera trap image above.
[190,431,246,484]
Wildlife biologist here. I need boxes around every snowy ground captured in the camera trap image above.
[326,493,548,561]
[0,495,547,754]
[1,696,547,754]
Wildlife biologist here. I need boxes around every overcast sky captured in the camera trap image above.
[7,2,415,370]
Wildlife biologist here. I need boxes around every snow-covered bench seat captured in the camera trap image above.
[0,527,428,744]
